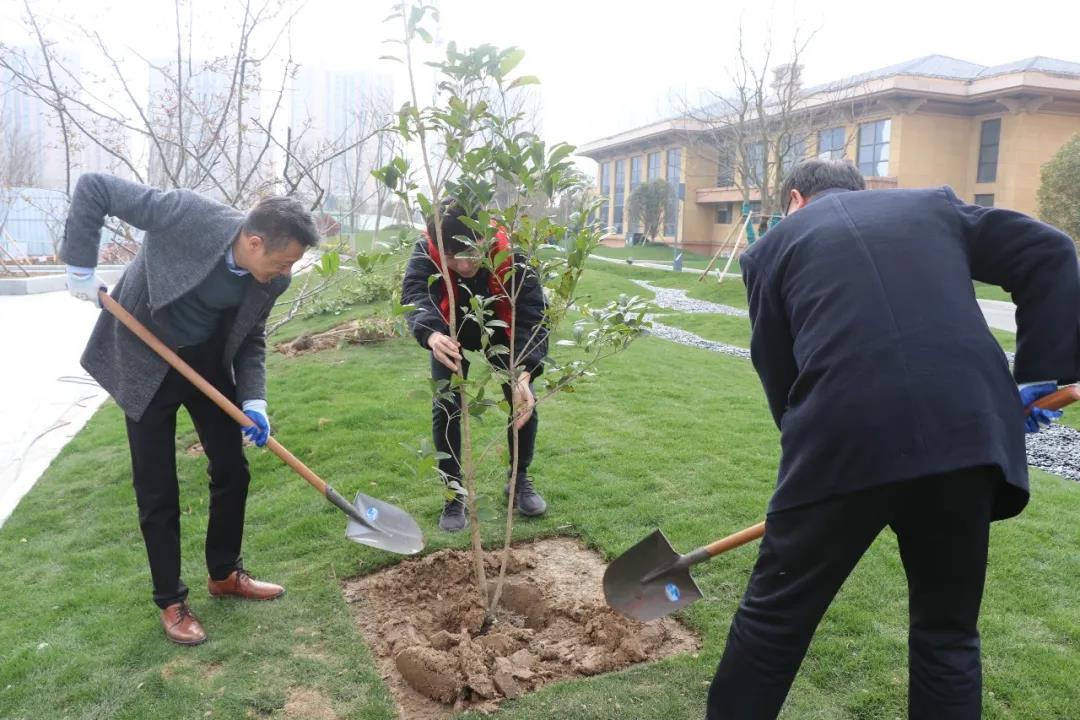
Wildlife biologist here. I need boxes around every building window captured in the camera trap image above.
[628,156,642,233]
[977,118,1001,184]
[817,127,845,160]
[974,193,995,207]
[716,151,734,187]
[630,156,642,190]
[665,148,681,236]
[781,137,806,176]
[857,119,891,177]
[715,203,733,224]
[599,163,611,229]
[613,159,625,235]
[744,142,765,187]
[647,151,661,180]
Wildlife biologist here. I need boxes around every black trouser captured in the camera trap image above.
[430,354,538,493]
[124,340,250,609]
[707,466,999,720]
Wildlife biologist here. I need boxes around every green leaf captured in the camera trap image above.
[415,27,433,43]
[508,75,540,90]
[499,48,526,78]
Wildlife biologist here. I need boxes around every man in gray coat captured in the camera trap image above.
[61,173,319,645]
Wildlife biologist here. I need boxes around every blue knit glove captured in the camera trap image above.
[1019,382,1062,433]
[241,399,270,447]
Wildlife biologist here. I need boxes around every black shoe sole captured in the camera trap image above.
[438,520,469,533]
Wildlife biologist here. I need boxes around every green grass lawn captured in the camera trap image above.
[326,226,416,254]
[974,282,1013,303]
[585,258,750,309]
[1,264,1077,719]
[591,243,720,270]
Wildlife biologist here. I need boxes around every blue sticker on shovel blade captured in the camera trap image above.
[366,506,379,522]
[664,582,681,603]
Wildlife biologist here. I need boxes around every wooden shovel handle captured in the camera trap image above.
[697,386,1078,560]
[99,291,329,495]
[1029,385,1080,412]
[703,521,766,559]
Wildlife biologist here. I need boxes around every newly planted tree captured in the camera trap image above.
[376,2,648,618]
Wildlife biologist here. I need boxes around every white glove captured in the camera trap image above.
[66,265,107,307]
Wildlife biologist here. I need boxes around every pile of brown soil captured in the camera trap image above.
[275,317,399,357]
[342,537,699,718]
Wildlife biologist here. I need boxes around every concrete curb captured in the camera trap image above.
[0,266,126,295]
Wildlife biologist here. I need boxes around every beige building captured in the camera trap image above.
[578,55,1080,254]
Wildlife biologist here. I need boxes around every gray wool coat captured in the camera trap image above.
[60,173,289,422]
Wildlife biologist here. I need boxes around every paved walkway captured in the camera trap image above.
[977,299,1017,333]
[591,253,740,278]
[0,292,108,526]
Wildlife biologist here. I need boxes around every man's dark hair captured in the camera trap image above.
[780,159,866,211]
[426,199,479,255]
[244,196,321,251]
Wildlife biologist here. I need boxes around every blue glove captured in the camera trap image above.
[1019,382,1062,433]
[241,399,270,447]
[66,265,107,307]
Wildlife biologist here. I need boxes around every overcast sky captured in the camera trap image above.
[4,0,1079,176]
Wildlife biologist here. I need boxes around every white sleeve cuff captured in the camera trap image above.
[67,264,96,278]
[242,399,268,414]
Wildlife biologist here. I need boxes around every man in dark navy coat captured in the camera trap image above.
[707,159,1079,719]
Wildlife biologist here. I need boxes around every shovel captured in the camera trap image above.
[100,291,425,555]
[604,385,1080,621]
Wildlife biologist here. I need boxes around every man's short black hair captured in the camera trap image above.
[780,159,866,211]
[426,199,479,255]
[244,196,320,251]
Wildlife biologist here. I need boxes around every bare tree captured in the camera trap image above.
[0,100,39,188]
[681,22,861,218]
[0,0,308,209]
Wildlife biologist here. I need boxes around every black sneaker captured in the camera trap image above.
[504,476,547,517]
[438,495,468,532]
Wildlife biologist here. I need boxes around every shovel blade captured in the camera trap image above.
[603,529,704,622]
[345,491,425,555]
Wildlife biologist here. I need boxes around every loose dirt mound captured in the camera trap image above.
[275,317,399,357]
[342,537,699,718]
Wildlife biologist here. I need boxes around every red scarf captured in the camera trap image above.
[426,226,514,329]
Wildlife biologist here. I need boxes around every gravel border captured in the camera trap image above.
[644,319,751,360]
[1025,424,1080,482]
[633,280,748,317]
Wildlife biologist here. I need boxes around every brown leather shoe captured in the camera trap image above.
[160,602,207,645]
[207,569,285,601]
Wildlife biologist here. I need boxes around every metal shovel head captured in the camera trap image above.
[345,490,425,555]
[603,529,704,622]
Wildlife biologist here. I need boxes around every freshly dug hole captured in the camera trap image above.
[342,537,700,718]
